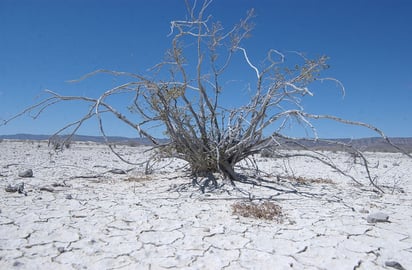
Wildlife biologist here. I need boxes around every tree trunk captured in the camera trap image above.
[188,153,238,184]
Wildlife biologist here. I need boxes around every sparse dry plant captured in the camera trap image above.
[289,176,334,185]
[48,135,71,150]
[2,0,410,192]
[232,201,283,222]
[124,175,153,182]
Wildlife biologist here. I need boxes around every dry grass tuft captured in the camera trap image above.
[232,201,283,222]
[124,175,153,182]
[289,176,334,184]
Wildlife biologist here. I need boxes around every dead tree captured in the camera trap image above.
[2,0,409,191]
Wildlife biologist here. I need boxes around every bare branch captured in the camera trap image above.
[236,46,260,79]
[3,0,409,193]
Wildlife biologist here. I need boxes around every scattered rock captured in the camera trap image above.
[108,168,127,174]
[385,261,406,270]
[18,169,33,178]
[57,247,66,253]
[5,182,26,195]
[5,184,18,193]
[65,194,73,200]
[367,212,389,223]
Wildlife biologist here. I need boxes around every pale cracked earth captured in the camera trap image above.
[0,140,411,270]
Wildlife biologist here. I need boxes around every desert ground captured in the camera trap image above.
[0,140,411,270]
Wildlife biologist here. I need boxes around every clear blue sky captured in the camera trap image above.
[1,0,411,138]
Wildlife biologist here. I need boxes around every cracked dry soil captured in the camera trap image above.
[1,141,411,269]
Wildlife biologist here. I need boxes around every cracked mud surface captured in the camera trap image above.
[1,141,411,269]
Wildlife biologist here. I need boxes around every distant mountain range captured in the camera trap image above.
[277,137,412,152]
[1,133,412,152]
[0,133,160,146]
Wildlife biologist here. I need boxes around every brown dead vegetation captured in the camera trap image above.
[232,201,283,222]
[124,175,153,182]
[287,176,334,185]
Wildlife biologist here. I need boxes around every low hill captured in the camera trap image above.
[1,134,411,152]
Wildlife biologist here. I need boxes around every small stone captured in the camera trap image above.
[5,184,18,193]
[5,183,25,194]
[18,169,33,178]
[367,212,389,223]
[57,247,65,253]
[385,261,405,270]
[65,194,73,200]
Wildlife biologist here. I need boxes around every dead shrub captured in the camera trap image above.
[232,201,283,222]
